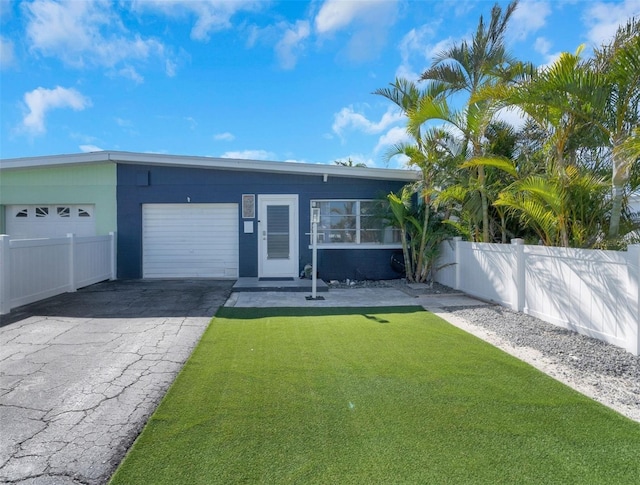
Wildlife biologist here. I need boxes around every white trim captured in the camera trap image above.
[258,194,299,278]
[1,150,420,182]
[309,244,402,250]
[310,198,401,246]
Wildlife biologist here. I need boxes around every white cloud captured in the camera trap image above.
[583,0,640,47]
[132,0,263,41]
[24,0,172,79]
[332,105,404,139]
[214,132,235,141]
[79,144,103,152]
[1,36,16,69]
[532,36,562,68]
[165,59,177,77]
[385,153,410,169]
[399,24,438,59]
[115,117,133,127]
[435,0,477,18]
[494,106,529,132]
[275,20,310,69]
[118,66,144,84]
[315,0,367,34]
[424,37,459,65]
[220,149,276,160]
[539,52,563,70]
[534,36,551,55]
[374,126,411,154]
[184,116,198,130]
[396,24,454,81]
[21,86,91,135]
[509,0,552,41]
[314,0,400,62]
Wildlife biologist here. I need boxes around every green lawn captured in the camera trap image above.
[110,307,640,484]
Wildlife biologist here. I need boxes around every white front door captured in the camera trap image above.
[258,195,298,278]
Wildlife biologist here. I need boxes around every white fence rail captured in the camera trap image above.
[0,233,116,315]
[435,238,640,355]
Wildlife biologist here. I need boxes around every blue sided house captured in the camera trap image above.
[1,151,419,281]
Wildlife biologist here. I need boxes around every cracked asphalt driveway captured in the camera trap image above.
[0,279,233,485]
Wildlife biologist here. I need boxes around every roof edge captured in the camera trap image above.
[0,150,420,182]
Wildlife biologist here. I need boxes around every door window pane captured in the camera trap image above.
[267,205,289,259]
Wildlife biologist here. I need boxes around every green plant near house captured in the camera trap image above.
[386,187,456,283]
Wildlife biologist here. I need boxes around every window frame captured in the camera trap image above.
[309,199,401,250]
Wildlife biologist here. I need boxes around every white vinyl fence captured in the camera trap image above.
[435,238,640,355]
[0,233,116,315]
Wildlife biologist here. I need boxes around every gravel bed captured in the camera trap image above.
[326,278,459,295]
[445,304,640,422]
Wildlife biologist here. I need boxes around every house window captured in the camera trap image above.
[78,208,91,218]
[15,208,29,218]
[35,207,49,217]
[57,207,70,217]
[310,200,400,247]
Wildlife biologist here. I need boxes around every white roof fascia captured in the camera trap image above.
[0,151,110,170]
[0,150,420,182]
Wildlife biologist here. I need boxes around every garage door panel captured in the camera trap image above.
[6,205,96,239]
[143,203,238,278]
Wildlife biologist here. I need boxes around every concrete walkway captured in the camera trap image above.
[0,280,233,485]
[226,287,487,309]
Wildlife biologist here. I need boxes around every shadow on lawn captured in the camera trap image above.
[216,306,425,320]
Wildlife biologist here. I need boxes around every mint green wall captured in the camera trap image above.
[0,163,117,235]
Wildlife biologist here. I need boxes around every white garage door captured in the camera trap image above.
[5,205,96,239]
[142,203,239,278]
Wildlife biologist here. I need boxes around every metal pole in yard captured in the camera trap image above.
[312,210,318,299]
[307,208,324,301]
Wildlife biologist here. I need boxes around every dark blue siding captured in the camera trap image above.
[314,249,404,281]
[117,164,407,279]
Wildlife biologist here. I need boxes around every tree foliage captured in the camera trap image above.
[374,3,639,281]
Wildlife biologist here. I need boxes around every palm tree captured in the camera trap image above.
[374,79,456,281]
[334,157,367,168]
[485,46,611,245]
[494,165,610,248]
[591,19,640,239]
[418,0,521,242]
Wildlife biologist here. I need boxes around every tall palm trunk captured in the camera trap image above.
[417,203,430,281]
[608,137,630,238]
[478,165,490,242]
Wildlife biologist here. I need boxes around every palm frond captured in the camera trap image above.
[461,156,518,178]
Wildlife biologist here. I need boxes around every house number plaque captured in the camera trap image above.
[242,194,255,219]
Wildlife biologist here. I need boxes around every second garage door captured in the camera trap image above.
[142,203,238,278]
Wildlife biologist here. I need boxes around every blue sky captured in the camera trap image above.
[1,0,639,166]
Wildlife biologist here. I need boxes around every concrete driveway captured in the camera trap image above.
[0,280,233,485]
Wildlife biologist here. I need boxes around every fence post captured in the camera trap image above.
[109,231,117,281]
[68,233,77,292]
[627,244,640,356]
[511,238,525,312]
[0,235,10,315]
[453,236,462,290]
